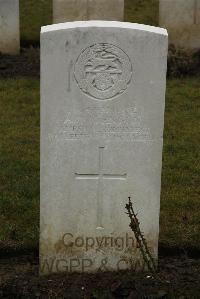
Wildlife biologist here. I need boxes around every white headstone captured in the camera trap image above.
[53,0,124,23]
[0,0,20,54]
[40,21,168,275]
[159,0,200,49]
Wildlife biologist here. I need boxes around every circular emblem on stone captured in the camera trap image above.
[74,43,132,100]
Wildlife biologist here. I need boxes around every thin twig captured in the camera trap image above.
[125,197,157,273]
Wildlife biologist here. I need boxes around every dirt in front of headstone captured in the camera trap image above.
[0,253,200,298]
[1,46,200,79]
[0,47,40,78]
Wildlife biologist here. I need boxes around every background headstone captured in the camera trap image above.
[53,0,124,23]
[159,0,200,49]
[40,21,168,275]
[0,0,20,54]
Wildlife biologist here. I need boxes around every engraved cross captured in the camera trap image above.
[75,147,127,229]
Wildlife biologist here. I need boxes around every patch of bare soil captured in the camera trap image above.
[0,253,200,298]
[167,45,200,77]
[0,47,40,78]
[0,46,200,79]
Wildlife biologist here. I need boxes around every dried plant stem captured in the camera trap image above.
[125,197,157,273]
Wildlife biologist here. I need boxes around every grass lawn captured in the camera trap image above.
[160,77,200,250]
[19,0,159,44]
[125,0,158,26]
[20,0,52,45]
[0,79,40,250]
[1,0,199,254]
[0,77,199,251]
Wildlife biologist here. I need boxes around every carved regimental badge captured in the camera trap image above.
[74,43,132,100]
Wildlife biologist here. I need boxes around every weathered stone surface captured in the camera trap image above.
[0,0,20,54]
[159,0,200,49]
[53,0,124,23]
[40,21,168,275]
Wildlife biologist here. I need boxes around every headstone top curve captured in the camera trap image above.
[41,20,168,36]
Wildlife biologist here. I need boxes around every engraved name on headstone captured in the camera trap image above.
[40,21,168,275]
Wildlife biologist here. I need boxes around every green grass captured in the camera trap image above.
[19,0,159,44]
[0,77,199,251]
[160,77,200,250]
[125,0,159,26]
[20,0,52,44]
[0,79,40,250]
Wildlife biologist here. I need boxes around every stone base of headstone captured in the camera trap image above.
[0,0,20,54]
